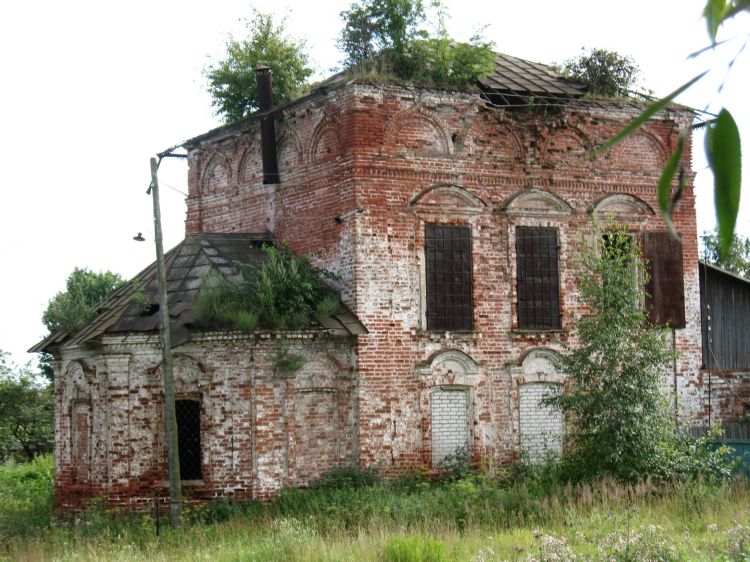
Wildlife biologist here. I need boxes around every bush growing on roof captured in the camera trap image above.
[561,47,640,97]
[338,0,495,86]
[39,267,124,381]
[42,268,124,335]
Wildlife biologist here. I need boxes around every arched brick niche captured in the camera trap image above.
[201,154,233,195]
[290,358,347,483]
[383,108,452,158]
[542,128,591,167]
[614,130,667,171]
[502,188,574,218]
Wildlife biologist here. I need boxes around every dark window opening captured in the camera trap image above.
[601,231,644,309]
[425,224,473,331]
[140,303,159,317]
[175,399,202,480]
[516,227,561,330]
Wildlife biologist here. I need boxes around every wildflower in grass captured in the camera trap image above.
[723,522,750,560]
[470,546,497,562]
[527,533,579,562]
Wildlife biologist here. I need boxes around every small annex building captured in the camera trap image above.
[34,53,722,509]
[699,261,750,422]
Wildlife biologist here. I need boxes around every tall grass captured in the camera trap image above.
[2,462,749,561]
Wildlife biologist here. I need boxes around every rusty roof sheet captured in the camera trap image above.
[479,53,586,97]
[30,233,367,353]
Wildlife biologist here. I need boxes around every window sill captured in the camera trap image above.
[160,479,204,487]
[414,330,481,342]
[510,329,567,339]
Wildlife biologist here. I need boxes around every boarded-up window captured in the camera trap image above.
[516,227,561,329]
[644,232,685,328]
[176,399,202,480]
[425,224,473,331]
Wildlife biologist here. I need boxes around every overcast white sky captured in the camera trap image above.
[0,0,748,367]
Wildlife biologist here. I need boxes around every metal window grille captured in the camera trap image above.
[516,227,561,330]
[425,224,473,331]
[175,399,202,480]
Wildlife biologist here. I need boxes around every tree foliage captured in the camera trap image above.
[562,48,640,97]
[39,267,123,382]
[205,10,314,123]
[701,228,750,278]
[0,353,53,462]
[338,0,495,86]
[193,243,339,332]
[42,267,124,335]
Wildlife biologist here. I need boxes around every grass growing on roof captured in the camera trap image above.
[192,242,340,333]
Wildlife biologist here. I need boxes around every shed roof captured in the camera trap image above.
[699,260,750,286]
[30,233,367,353]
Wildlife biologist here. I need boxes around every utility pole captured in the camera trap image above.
[149,157,182,528]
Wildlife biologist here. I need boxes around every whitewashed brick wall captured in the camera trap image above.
[431,389,469,466]
[519,383,563,464]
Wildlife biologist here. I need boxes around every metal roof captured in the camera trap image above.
[30,233,367,353]
[479,53,586,97]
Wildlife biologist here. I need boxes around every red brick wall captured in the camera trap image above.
[56,80,712,509]
[54,335,357,509]
[181,81,705,477]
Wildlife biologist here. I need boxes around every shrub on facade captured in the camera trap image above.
[545,226,734,482]
[193,243,340,332]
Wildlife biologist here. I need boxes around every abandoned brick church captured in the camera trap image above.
[35,54,717,508]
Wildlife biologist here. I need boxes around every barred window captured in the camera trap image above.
[425,224,473,331]
[516,227,561,330]
[176,399,202,480]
